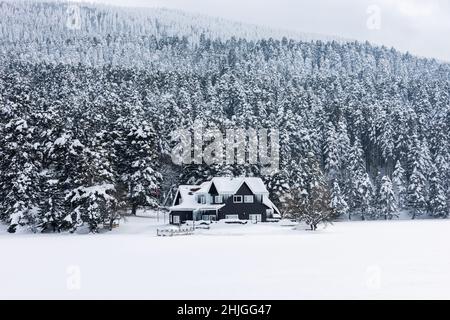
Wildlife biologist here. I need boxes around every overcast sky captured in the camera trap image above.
[80,0,450,62]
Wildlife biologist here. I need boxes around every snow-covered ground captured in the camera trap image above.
[1,211,449,299]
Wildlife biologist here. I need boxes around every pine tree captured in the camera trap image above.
[358,172,374,221]
[283,153,334,230]
[0,118,42,233]
[392,160,407,209]
[378,176,398,220]
[346,138,374,220]
[66,130,119,232]
[428,167,448,218]
[37,172,65,232]
[407,167,427,219]
[116,118,162,216]
[330,182,349,218]
[324,123,340,183]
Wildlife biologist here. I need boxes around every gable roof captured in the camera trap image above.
[170,177,279,214]
[170,185,225,211]
[197,177,269,195]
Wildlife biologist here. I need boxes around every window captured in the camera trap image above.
[244,195,254,203]
[233,195,243,203]
[249,214,262,222]
[215,196,223,204]
[226,215,239,220]
[173,216,180,224]
[198,196,206,204]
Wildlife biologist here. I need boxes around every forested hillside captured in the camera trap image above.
[0,1,449,232]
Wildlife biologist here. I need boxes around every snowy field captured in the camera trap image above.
[1,212,450,300]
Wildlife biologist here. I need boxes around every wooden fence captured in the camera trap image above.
[157,227,195,237]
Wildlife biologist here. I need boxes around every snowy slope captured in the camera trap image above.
[1,214,450,299]
[0,0,343,43]
[0,0,346,66]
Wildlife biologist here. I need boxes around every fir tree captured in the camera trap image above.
[330,182,349,218]
[428,167,448,218]
[407,167,428,219]
[392,160,407,209]
[378,176,398,220]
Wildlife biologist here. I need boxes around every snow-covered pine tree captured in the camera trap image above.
[406,133,429,219]
[116,118,162,216]
[66,130,118,232]
[407,167,428,219]
[428,166,448,218]
[0,118,42,233]
[392,160,407,210]
[346,138,374,220]
[324,122,340,183]
[378,175,398,220]
[264,171,291,209]
[358,172,374,221]
[48,131,86,231]
[330,181,349,218]
[372,170,384,218]
[283,152,334,230]
[37,171,65,232]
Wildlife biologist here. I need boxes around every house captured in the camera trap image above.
[169,177,281,224]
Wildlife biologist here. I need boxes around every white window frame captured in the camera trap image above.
[173,215,180,224]
[226,215,239,220]
[249,214,262,222]
[215,195,223,204]
[233,195,243,203]
[244,195,254,203]
[201,196,206,204]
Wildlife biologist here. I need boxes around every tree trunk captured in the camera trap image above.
[131,203,138,216]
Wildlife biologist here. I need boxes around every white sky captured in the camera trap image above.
[79,0,450,62]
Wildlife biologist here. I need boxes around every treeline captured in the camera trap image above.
[0,3,449,233]
[0,56,448,233]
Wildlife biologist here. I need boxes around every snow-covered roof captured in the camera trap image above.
[170,177,279,215]
[170,185,225,211]
[197,177,269,194]
[262,196,281,215]
[170,203,225,211]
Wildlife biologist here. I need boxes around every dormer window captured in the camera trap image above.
[198,196,206,204]
[244,195,254,203]
[215,196,223,204]
[233,195,243,203]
